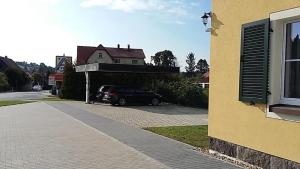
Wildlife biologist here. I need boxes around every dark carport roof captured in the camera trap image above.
[76,63,179,74]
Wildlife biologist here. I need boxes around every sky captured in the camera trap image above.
[0,0,211,68]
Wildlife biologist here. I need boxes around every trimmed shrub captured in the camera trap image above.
[157,79,208,108]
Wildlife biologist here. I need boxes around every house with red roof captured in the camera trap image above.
[77,44,146,66]
[199,71,209,88]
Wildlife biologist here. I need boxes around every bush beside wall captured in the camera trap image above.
[157,79,208,108]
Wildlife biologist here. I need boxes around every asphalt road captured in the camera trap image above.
[0,91,49,100]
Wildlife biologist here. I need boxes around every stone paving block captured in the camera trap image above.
[48,102,240,169]
[0,102,169,169]
[64,101,208,128]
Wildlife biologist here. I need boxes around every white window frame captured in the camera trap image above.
[98,53,102,59]
[114,59,120,64]
[280,19,300,106]
[267,7,300,122]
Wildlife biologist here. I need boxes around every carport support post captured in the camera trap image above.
[85,71,90,104]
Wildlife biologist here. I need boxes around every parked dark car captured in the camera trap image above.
[103,86,162,106]
[91,85,112,103]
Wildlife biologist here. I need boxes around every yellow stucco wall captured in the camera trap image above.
[209,0,300,163]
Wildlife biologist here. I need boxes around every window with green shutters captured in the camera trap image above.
[239,19,270,104]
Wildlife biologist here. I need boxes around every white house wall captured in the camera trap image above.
[87,50,113,64]
[116,58,144,65]
[87,49,145,65]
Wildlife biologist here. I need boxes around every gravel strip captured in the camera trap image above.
[195,148,262,169]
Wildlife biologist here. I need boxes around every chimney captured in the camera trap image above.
[128,44,130,50]
[117,44,120,48]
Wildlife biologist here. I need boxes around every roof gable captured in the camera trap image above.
[200,71,209,83]
[77,46,96,65]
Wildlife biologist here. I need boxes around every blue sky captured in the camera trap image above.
[0,0,211,68]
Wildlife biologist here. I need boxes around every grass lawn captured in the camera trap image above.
[144,125,208,149]
[0,100,34,107]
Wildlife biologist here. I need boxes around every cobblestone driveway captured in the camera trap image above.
[0,102,168,169]
[64,101,208,128]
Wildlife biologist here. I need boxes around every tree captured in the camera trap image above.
[60,62,85,100]
[32,73,43,85]
[185,52,196,76]
[196,59,209,74]
[0,72,9,92]
[151,50,177,67]
[4,68,30,91]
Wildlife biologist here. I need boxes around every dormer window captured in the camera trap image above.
[98,53,102,59]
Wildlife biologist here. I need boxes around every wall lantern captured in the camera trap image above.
[201,12,212,26]
[201,12,212,32]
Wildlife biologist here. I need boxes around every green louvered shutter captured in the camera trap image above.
[239,19,269,104]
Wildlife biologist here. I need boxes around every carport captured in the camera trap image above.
[76,63,179,103]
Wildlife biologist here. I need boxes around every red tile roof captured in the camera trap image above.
[77,46,96,65]
[77,44,146,65]
[200,71,209,83]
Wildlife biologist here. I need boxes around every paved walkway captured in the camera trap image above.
[48,102,239,169]
[0,102,168,169]
[0,91,49,100]
[64,101,208,128]
[0,101,239,169]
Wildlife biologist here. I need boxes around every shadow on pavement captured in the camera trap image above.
[92,102,208,115]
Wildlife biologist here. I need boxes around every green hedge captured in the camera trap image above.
[157,79,208,108]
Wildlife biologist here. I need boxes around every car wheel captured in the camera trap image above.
[151,98,160,106]
[118,98,127,106]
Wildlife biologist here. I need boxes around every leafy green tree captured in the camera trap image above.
[0,72,9,92]
[185,52,196,76]
[32,73,43,85]
[60,62,85,99]
[151,50,177,67]
[4,68,30,91]
[5,68,20,89]
[196,59,209,74]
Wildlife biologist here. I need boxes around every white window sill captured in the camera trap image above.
[267,104,300,122]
